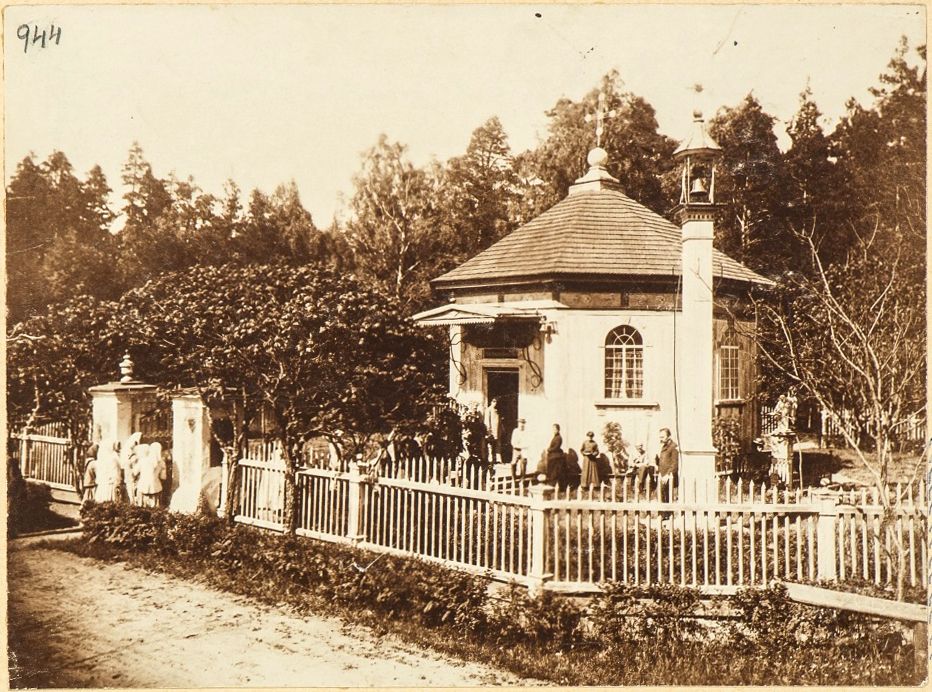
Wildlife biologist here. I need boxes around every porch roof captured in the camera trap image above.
[411,299,566,326]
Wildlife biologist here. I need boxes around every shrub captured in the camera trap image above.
[8,481,77,536]
[601,422,627,470]
[79,501,492,632]
[587,582,703,647]
[487,582,583,651]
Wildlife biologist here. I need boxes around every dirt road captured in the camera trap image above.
[7,540,534,688]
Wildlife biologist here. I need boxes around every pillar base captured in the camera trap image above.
[680,449,717,503]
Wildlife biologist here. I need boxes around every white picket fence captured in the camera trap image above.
[11,423,79,491]
[760,406,927,446]
[233,454,928,594]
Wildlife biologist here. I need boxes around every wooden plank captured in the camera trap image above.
[780,581,928,623]
[542,581,742,597]
[10,433,70,444]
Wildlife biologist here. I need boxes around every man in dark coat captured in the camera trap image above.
[656,427,679,502]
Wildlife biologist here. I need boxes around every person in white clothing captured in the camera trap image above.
[137,442,167,507]
[484,398,501,463]
[94,440,125,504]
[509,418,529,481]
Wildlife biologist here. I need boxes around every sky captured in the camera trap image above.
[4,3,927,226]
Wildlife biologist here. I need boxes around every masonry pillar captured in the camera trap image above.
[673,112,722,505]
[88,355,159,446]
[813,489,840,581]
[676,208,718,504]
[768,431,797,488]
[527,483,554,595]
[169,391,212,513]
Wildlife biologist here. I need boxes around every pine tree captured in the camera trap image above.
[438,117,520,265]
[517,71,677,218]
[709,94,791,273]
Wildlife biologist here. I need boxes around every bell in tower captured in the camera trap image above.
[673,110,721,209]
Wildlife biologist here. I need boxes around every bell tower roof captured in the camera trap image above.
[673,111,722,160]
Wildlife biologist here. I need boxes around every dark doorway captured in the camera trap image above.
[486,369,519,463]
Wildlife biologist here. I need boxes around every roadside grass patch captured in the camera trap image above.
[52,502,925,686]
[7,482,80,537]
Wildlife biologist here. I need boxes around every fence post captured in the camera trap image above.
[218,452,229,518]
[814,489,839,581]
[20,433,30,478]
[346,460,368,544]
[527,483,554,594]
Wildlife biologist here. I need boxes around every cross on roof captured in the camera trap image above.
[584,92,617,148]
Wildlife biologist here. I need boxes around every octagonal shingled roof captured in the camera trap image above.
[432,184,772,290]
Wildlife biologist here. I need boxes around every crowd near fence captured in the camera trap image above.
[10,414,928,594]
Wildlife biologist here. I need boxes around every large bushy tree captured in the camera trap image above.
[437,117,521,265]
[6,153,119,322]
[6,295,127,492]
[709,94,791,273]
[119,264,447,531]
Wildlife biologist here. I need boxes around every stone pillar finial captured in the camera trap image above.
[119,353,135,383]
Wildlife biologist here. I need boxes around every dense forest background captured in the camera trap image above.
[7,39,924,319]
[6,39,925,430]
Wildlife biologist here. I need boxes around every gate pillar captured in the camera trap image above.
[169,391,213,513]
[88,354,158,448]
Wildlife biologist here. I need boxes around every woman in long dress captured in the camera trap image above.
[136,442,167,508]
[579,431,601,488]
[545,424,566,487]
[94,441,125,503]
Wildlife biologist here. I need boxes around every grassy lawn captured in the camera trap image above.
[822,447,926,487]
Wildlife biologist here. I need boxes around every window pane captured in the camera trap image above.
[605,326,644,399]
[625,347,643,398]
[720,346,739,400]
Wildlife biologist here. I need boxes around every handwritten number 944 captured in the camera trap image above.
[17,24,62,54]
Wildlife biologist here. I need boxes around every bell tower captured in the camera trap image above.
[673,110,722,502]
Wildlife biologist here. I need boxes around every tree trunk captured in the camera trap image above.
[281,460,297,535]
[279,436,302,536]
[222,444,240,524]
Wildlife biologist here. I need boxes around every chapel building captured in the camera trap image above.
[414,113,771,473]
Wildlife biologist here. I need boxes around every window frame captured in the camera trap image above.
[718,344,741,402]
[604,325,645,400]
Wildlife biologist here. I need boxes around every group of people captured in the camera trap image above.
[82,432,170,507]
[524,422,680,496]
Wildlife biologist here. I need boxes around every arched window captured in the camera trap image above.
[605,326,643,399]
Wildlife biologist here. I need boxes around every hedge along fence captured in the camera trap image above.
[234,457,929,596]
[76,502,924,687]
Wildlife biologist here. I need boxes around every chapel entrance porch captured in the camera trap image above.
[485,367,519,464]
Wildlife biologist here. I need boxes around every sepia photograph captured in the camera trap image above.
[4,2,929,687]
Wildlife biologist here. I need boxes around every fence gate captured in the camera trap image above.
[136,405,173,449]
[12,421,79,493]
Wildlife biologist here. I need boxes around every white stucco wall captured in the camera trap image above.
[449,309,685,464]
[539,308,679,462]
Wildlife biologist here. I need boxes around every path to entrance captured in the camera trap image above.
[8,540,537,688]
